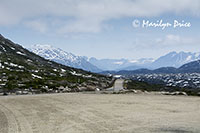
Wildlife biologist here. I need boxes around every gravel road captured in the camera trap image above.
[0,93,199,133]
[113,79,124,91]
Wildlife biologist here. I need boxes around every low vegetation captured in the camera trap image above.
[0,34,114,95]
[125,79,200,96]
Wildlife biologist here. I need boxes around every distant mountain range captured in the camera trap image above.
[29,45,200,73]
[101,60,200,76]
[29,45,155,72]
[87,57,154,71]
[149,51,200,69]
[29,45,101,72]
[88,51,200,71]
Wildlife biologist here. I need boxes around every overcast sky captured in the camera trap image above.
[0,0,200,59]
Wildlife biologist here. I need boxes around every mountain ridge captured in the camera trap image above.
[101,59,200,76]
[87,51,200,71]
[29,45,102,73]
[149,51,200,69]
[29,44,200,72]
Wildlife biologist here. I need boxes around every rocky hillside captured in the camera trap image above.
[0,34,113,94]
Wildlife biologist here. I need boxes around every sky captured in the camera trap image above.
[0,0,200,60]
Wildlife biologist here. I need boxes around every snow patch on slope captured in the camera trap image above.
[29,45,101,72]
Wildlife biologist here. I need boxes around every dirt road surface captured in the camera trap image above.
[113,79,124,91]
[0,93,200,133]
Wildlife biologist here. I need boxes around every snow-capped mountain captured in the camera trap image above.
[88,57,154,71]
[29,45,101,72]
[29,45,200,72]
[91,51,200,71]
[150,51,200,69]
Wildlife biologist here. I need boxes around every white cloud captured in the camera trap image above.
[0,0,199,33]
[155,34,197,46]
[166,34,181,43]
[57,18,102,33]
[158,34,181,45]
[131,34,198,51]
[25,20,47,33]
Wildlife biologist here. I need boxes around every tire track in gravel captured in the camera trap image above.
[0,103,19,133]
[0,93,199,133]
[0,106,8,133]
[43,96,118,132]
[0,102,33,133]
